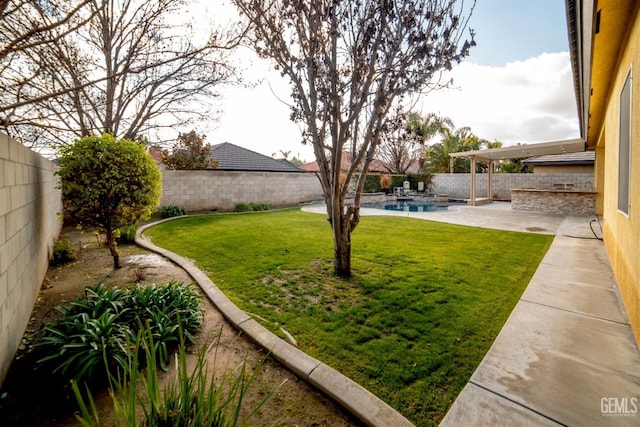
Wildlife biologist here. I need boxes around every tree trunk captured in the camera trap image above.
[331,204,359,278]
[333,225,352,277]
[105,227,121,269]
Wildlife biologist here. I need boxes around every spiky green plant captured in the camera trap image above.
[72,327,284,426]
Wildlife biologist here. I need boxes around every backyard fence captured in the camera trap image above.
[0,134,62,386]
[160,170,596,212]
[430,172,594,200]
[160,169,324,212]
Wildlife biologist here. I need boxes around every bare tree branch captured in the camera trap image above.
[1,0,246,151]
[234,0,476,276]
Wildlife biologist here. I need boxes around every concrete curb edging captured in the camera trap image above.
[136,218,414,427]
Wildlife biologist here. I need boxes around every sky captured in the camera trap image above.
[204,0,580,163]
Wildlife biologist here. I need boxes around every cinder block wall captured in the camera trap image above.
[0,134,62,386]
[160,170,324,212]
[431,173,595,199]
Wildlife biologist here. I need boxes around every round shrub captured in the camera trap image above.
[50,239,78,265]
[160,205,187,218]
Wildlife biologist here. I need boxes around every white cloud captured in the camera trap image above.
[418,52,580,145]
[205,48,313,162]
[207,51,580,162]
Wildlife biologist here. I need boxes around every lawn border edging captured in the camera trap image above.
[136,217,414,427]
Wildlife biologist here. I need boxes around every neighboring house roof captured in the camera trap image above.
[208,142,305,172]
[300,161,319,172]
[523,151,595,166]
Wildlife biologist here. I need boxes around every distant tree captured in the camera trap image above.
[56,134,162,269]
[376,107,417,174]
[1,0,244,151]
[407,112,454,145]
[500,158,532,173]
[378,111,454,173]
[161,130,218,170]
[274,150,304,167]
[424,126,484,173]
[235,0,475,276]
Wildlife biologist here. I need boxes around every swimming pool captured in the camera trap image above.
[363,199,461,212]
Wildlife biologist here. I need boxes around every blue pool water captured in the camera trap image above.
[363,199,458,212]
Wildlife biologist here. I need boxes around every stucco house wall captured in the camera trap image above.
[530,165,594,174]
[595,3,640,343]
[0,134,62,386]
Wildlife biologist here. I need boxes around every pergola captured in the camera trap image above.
[448,139,586,205]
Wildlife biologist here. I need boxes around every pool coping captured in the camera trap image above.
[136,216,414,427]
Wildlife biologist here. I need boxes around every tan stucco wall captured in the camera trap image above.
[595,144,606,215]
[531,165,594,174]
[0,134,62,386]
[596,5,640,344]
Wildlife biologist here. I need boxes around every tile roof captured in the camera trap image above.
[523,151,595,166]
[208,142,305,172]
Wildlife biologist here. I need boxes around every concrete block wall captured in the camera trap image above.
[161,170,324,212]
[0,134,62,386]
[431,173,595,200]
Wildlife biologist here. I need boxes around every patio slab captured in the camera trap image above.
[442,383,563,426]
[522,264,628,323]
[303,201,565,235]
[441,214,640,426]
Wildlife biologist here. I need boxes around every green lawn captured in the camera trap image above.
[144,209,553,425]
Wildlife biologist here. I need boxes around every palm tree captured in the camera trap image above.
[424,126,483,173]
[406,112,454,145]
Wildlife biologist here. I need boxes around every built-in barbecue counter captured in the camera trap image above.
[511,184,596,216]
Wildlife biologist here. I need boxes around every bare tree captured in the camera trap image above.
[234,0,475,276]
[0,1,95,146]
[376,106,414,174]
[0,0,93,63]
[1,0,244,151]
[377,109,452,174]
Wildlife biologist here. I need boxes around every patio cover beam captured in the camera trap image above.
[449,139,587,205]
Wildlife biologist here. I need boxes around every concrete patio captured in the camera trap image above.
[435,209,640,426]
[303,200,566,235]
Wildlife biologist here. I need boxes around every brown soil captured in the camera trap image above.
[0,227,361,427]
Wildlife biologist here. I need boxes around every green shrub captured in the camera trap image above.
[390,174,406,190]
[358,173,433,193]
[50,239,78,265]
[160,205,188,218]
[35,281,203,386]
[234,202,270,212]
[249,202,269,211]
[406,173,433,192]
[363,174,381,193]
[128,281,204,369]
[116,223,138,244]
[234,203,251,212]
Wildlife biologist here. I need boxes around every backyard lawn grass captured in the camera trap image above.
[144,209,553,426]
